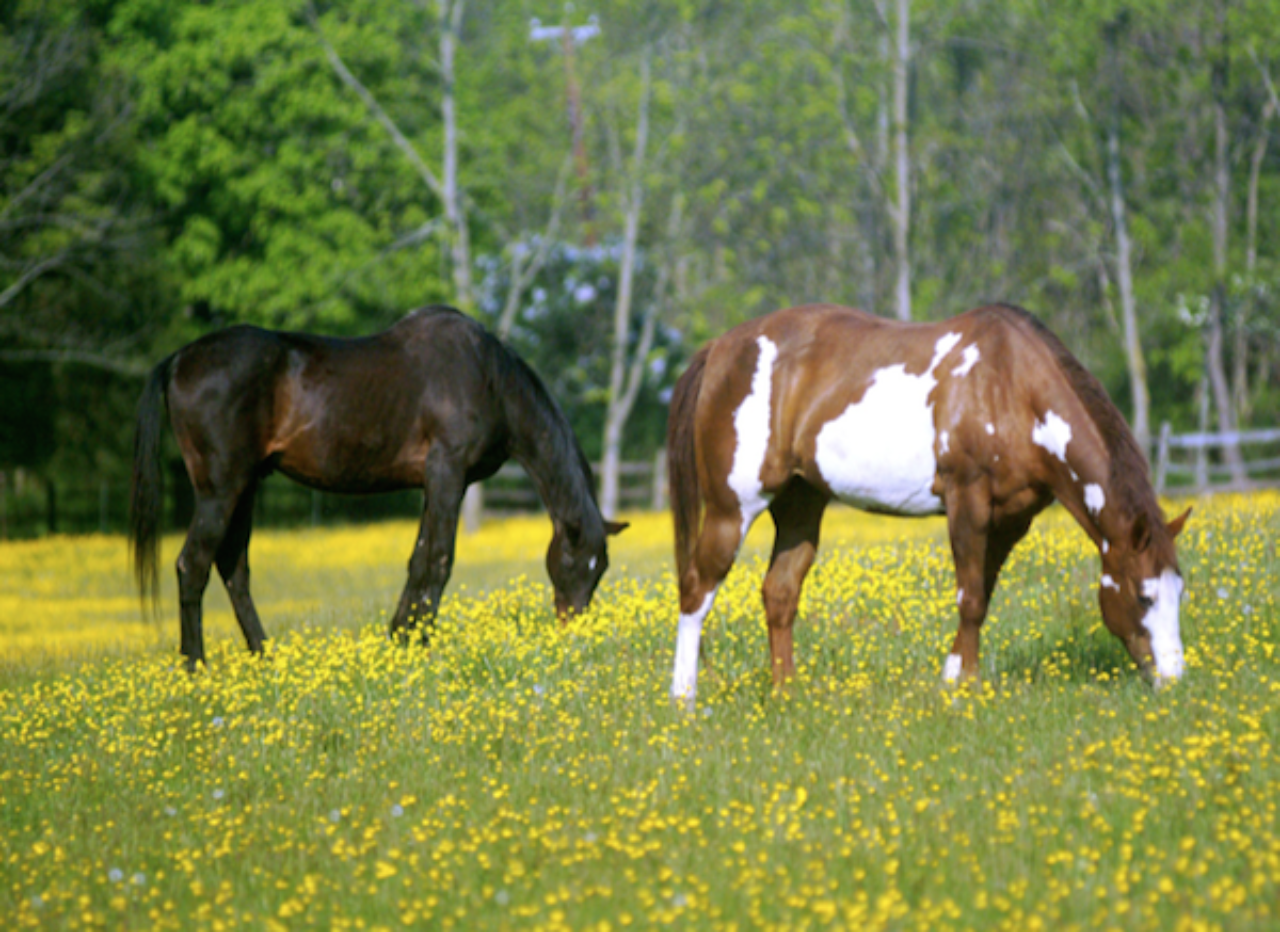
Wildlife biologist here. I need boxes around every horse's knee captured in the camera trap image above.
[762,574,801,625]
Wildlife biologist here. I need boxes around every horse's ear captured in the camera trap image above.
[1130,512,1152,552]
[605,520,629,537]
[1167,507,1192,539]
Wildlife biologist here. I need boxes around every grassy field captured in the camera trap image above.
[1,494,1278,930]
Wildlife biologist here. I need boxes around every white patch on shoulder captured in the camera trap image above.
[1100,574,1119,592]
[813,332,960,515]
[1032,410,1073,463]
[1142,570,1185,681]
[1084,483,1106,515]
[727,336,778,537]
[939,430,950,455]
[952,344,981,378]
[671,589,718,704]
[942,653,963,683]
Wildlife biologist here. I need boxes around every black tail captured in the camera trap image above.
[667,345,710,586]
[130,356,172,612]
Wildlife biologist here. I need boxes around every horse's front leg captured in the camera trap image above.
[389,452,466,646]
[943,481,994,684]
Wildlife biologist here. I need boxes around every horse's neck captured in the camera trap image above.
[1042,403,1142,553]
[510,404,600,531]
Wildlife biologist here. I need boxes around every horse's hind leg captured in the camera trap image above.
[671,505,744,705]
[762,480,827,688]
[176,493,241,671]
[215,482,267,656]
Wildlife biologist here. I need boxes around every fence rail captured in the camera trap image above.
[0,451,670,540]
[1153,423,1280,493]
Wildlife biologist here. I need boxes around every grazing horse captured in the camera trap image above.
[666,303,1190,703]
[131,306,625,671]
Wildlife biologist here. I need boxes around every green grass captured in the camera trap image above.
[1,497,1278,929]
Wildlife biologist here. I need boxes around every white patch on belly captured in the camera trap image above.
[1084,483,1106,515]
[1142,570,1185,681]
[952,344,980,377]
[814,332,960,515]
[727,336,778,537]
[1032,410,1073,463]
[1100,574,1119,592]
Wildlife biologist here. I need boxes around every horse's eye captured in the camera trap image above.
[1137,594,1155,610]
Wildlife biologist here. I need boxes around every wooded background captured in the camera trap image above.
[3,0,1278,536]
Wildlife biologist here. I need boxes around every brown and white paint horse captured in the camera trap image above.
[666,303,1189,703]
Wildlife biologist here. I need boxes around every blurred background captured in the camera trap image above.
[2,0,1278,537]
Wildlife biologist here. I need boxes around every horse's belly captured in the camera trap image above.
[812,368,944,516]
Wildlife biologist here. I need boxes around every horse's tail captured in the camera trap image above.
[130,355,173,612]
[667,344,711,587]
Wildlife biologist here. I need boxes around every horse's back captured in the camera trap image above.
[164,308,500,493]
[692,303,1073,515]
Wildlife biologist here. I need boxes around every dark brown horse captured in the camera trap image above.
[666,303,1189,703]
[131,306,625,670]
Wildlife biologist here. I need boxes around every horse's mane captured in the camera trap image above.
[991,304,1171,545]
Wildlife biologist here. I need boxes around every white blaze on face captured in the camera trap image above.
[952,344,981,378]
[1142,570,1185,680]
[813,332,961,515]
[727,335,778,538]
[671,589,718,704]
[1084,483,1106,515]
[1032,410,1073,463]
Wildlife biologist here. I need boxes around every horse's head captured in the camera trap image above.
[546,518,628,619]
[1097,507,1191,684]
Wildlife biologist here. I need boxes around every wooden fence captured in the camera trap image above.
[1153,423,1280,494]
[0,451,671,539]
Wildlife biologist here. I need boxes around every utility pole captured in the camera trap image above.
[531,8,600,245]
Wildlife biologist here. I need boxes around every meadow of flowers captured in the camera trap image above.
[2,494,1278,929]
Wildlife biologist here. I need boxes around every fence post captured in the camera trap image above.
[1154,422,1171,495]
[651,449,668,511]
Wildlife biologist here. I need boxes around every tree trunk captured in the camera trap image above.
[890,0,911,321]
[600,55,654,519]
[1207,6,1246,483]
[438,0,473,311]
[1236,99,1275,421]
[1106,116,1151,457]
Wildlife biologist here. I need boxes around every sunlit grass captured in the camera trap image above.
[2,494,1277,929]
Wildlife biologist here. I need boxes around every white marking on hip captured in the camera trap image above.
[671,589,718,703]
[727,336,778,538]
[1084,483,1106,515]
[813,332,960,515]
[1142,570,1185,680]
[943,653,963,683]
[1100,574,1119,592]
[952,344,980,378]
[1032,410,1073,463]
